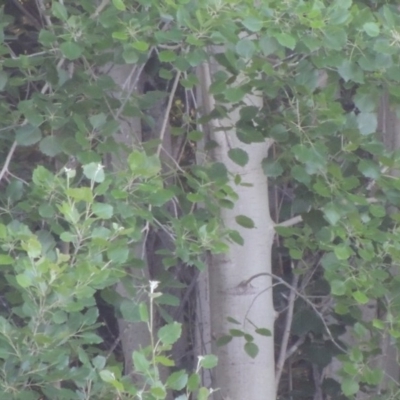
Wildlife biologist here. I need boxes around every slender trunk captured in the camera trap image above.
[199,60,276,399]
[104,63,151,377]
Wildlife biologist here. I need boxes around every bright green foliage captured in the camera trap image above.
[1,0,400,398]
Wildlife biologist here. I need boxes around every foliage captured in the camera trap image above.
[2,0,400,399]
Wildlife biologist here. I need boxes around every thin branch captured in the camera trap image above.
[285,335,306,360]
[239,272,347,353]
[90,0,110,19]
[156,70,182,157]
[0,141,17,183]
[275,271,299,389]
[276,215,303,228]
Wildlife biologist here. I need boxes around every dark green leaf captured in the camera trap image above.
[244,342,259,358]
[228,148,249,166]
[235,215,255,229]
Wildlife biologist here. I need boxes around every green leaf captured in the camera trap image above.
[15,124,42,146]
[228,148,249,166]
[133,351,150,372]
[139,302,149,322]
[6,179,23,203]
[0,254,14,265]
[338,60,364,83]
[275,33,296,50]
[60,42,83,60]
[99,369,116,383]
[107,247,129,264]
[166,370,188,390]
[187,373,200,391]
[92,203,113,219]
[199,354,218,369]
[235,215,255,229]
[16,274,32,288]
[39,136,62,156]
[341,378,359,396]
[363,22,379,37]
[236,38,256,59]
[123,47,139,64]
[358,159,380,179]
[132,41,149,52]
[216,335,232,346]
[159,50,176,62]
[112,0,126,11]
[66,187,93,203]
[357,112,377,135]
[120,300,140,322]
[229,329,245,337]
[151,384,167,399]
[52,2,68,21]
[92,355,106,370]
[83,163,105,183]
[255,328,272,337]
[244,342,259,358]
[353,290,369,304]
[158,322,182,345]
[334,245,352,260]
[330,280,347,296]
[242,17,263,32]
[229,230,244,246]
[198,387,210,400]
[224,87,245,102]
[262,158,283,177]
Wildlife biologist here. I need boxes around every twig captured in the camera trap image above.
[0,141,17,183]
[276,215,303,228]
[285,336,306,360]
[90,0,110,19]
[239,272,346,353]
[156,70,182,157]
[275,271,299,389]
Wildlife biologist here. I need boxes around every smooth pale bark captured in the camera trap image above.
[198,62,276,400]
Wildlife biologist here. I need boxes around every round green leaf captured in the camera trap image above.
[15,124,42,146]
[363,22,379,37]
[244,342,259,358]
[60,42,83,60]
[228,148,249,166]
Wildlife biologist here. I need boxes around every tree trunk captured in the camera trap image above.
[198,60,276,399]
[104,63,151,378]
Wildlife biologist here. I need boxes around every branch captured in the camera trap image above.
[90,0,110,19]
[275,271,299,389]
[276,215,302,228]
[156,70,181,157]
[239,272,346,353]
[0,141,17,183]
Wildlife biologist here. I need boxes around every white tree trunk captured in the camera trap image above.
[198,61,276,400]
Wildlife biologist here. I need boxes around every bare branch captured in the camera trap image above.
[239,272,347,353]
[0,141,17,183]
[156,70,182,157]
[276,215,303,228]
[275,270,299,389]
